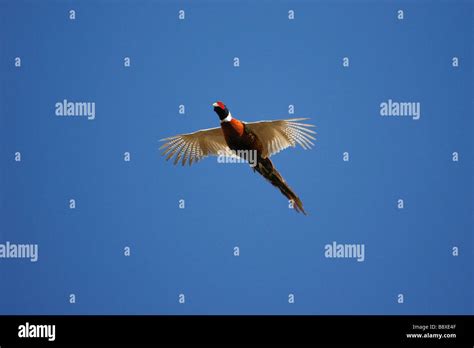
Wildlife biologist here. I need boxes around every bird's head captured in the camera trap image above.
[212,101,230,121]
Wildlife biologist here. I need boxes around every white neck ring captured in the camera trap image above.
[221,113,233,123]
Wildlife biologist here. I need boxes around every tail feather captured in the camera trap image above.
[253,157,307,215]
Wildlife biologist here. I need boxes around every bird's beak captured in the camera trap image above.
[212,102,219,108]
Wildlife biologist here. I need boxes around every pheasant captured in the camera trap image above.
[160,101,316,214]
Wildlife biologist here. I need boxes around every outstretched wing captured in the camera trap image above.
[244,118,316,158]
[159,127,234,166]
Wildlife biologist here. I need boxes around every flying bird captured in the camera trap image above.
[159,101,316,214]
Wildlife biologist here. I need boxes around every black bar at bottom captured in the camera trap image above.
[0,315,472,345]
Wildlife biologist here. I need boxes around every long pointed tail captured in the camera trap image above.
[253,156,307,215]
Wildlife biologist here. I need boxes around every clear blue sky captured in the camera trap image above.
[0,0,472,314]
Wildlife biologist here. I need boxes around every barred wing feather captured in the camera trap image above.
[244,118,316,158]
[159,127,235,166]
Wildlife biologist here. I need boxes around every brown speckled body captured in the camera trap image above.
[221,118,264,155]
